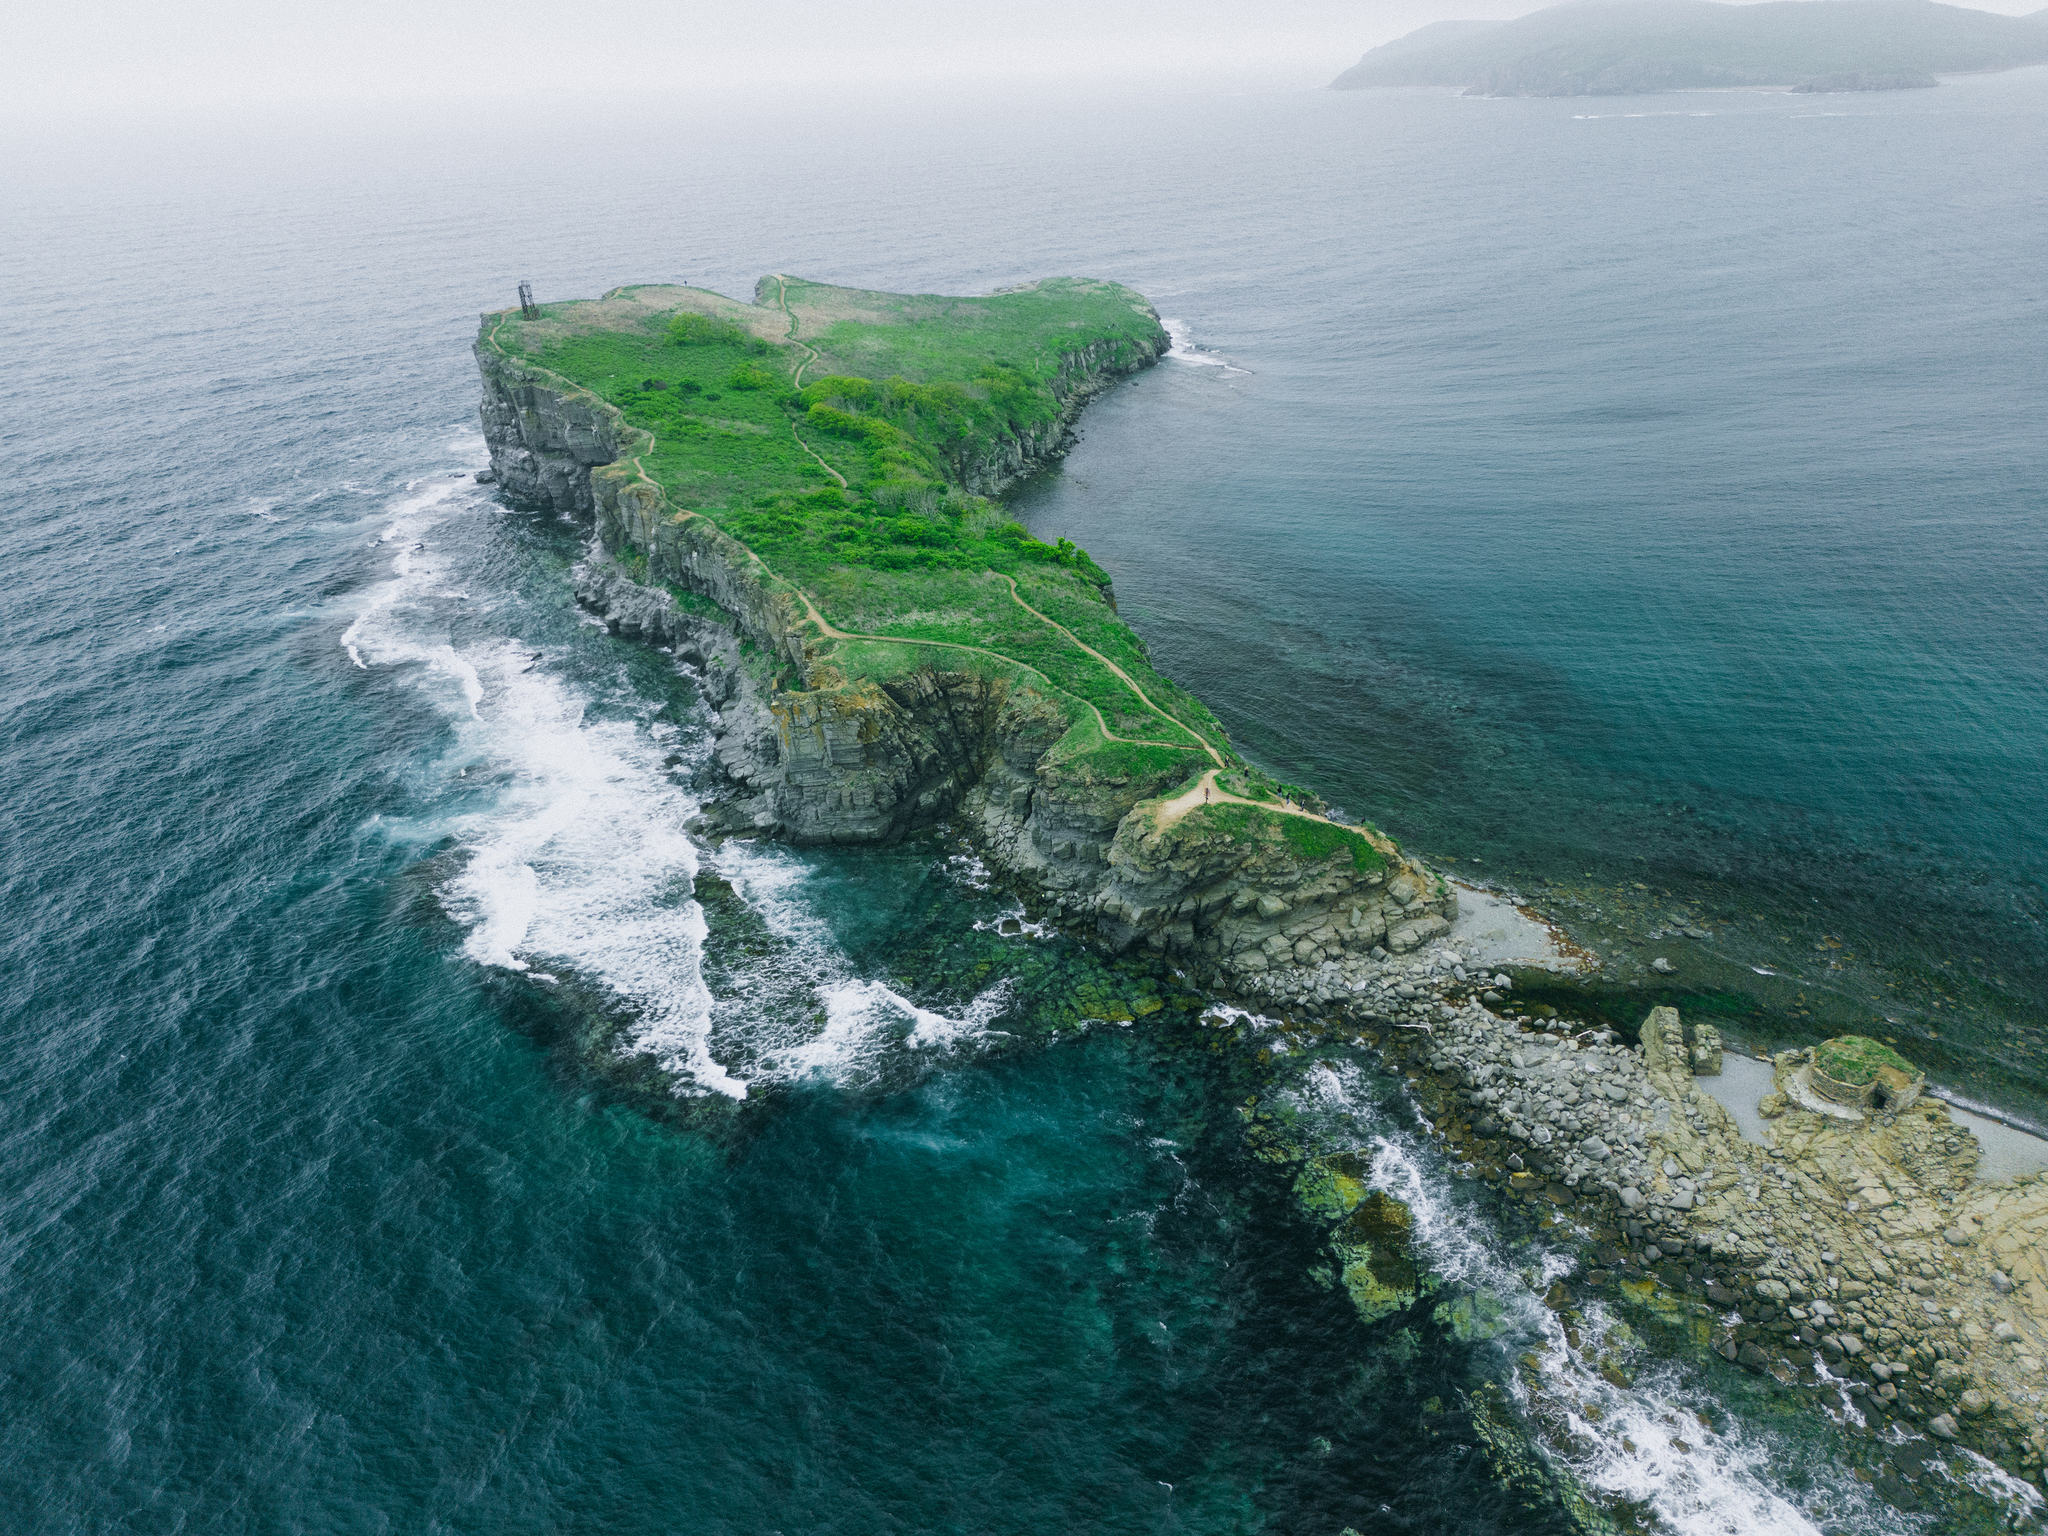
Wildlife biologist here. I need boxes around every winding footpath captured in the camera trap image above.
[993,575,1223,767]
[771,276,848,488]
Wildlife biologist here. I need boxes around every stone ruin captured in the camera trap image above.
[1778,1034,1926,1120]
[1640,1005,1723,1079]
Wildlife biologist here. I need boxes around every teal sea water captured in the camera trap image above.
[4,72,2045,1532]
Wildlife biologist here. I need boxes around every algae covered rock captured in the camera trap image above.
[1294,1150,1423,1325]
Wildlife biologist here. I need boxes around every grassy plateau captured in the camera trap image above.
[483,277,1390,869]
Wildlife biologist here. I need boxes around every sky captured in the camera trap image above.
[7,0,2043,121]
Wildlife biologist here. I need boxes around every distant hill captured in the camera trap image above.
[1330,0,2048,96]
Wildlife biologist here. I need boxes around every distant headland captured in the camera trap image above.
[1330,0,2048,97]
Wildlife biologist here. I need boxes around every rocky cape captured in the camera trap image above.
[477,284,2048,1509]
[475,289,1457,987]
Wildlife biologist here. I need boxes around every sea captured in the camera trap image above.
[4,68,2045,1534]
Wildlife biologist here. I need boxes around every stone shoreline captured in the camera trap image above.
[580,525,2048,1504]
[1208,934,2048,1499]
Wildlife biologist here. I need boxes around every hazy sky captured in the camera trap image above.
[9,0,2044,117]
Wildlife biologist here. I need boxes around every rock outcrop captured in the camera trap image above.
[476,346,623,515]
[1322,966,2048,1490]
[943,331,1165,495]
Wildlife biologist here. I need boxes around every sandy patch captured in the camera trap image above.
[1448,880,1585,972]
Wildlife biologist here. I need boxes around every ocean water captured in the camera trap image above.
[4,70,2045,1532]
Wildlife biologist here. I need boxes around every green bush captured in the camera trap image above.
[667,313,754,348]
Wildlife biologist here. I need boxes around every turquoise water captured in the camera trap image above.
[4,72,2045,1531]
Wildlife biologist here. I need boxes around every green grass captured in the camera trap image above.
[1813,1035,1917,1085]
[487,277,1241,780]
[1188,802,1387,873]
[786,276,1166,393]
[1052,738,1205,784]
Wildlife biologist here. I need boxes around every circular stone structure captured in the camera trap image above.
[1805,1035,1925,1114]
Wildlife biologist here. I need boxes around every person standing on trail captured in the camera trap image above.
[1204,786,1210,803]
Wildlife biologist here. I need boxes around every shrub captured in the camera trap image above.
[667,313,754,348]
[797,376,877,410]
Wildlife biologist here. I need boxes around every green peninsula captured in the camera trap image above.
[1331,0,2048,96]
[477,277,1455,984]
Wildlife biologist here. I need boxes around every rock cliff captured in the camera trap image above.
[476,347,623,515]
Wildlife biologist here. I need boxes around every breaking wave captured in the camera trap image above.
[1162,317,1246,372]
[1288,1057,1919,1536]
[344,464,1014,1100]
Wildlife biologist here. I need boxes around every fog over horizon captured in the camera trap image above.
[11,0,2046,125]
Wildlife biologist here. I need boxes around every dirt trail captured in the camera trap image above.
[744,558,1189,756]
[770,278,848,487]
[1150,768,1379,842]
[994,575,1223,768]
[770,275,823,388]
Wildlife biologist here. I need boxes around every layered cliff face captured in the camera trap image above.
[478,309,1453,985]
[476,349,623,514]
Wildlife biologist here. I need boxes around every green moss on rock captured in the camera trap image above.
[1813,1035,1916,1086]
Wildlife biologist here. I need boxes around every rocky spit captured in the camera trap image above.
[489,294,2048,1515]
[1219,939,2048,1496]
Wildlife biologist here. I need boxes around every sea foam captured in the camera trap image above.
[1287,1059,1917,1536]
[345,470,1012,1101]
[1162,317,1245,372]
